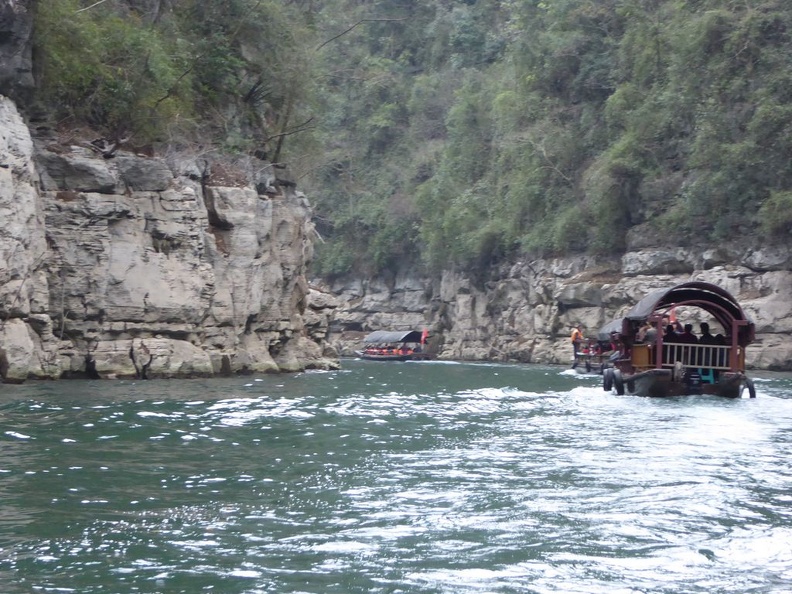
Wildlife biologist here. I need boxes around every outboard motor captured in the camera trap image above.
[684,369,703,395]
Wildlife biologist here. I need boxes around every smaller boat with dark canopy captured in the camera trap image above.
[600,281,756,398]
[356,330,429,361]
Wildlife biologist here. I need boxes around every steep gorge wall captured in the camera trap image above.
[0,95,338,382]
[329,246,792,371]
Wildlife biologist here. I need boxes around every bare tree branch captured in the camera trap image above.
[154,66,194,109]
[526,138,572,185]
[76,0,111,13]
[266,117,315,143]
[316,18,408,52]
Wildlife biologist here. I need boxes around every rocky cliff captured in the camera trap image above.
[0,95,338,382]
[329,246,792,371]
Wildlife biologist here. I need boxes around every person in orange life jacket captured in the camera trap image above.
[571,325,584,360]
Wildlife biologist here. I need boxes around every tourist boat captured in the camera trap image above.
[600,281,756,397]
[572,334,621,375]
[355,330,430,361]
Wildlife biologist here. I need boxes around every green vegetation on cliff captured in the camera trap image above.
[31,1,792,279]
[307,0,792,278]
[33,0,315,159]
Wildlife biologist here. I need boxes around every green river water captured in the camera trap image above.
[0,359,791,593]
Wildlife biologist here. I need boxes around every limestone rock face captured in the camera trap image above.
[0,95,338,381]
[330,252,792,371]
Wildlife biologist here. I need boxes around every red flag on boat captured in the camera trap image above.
[420,328,428,344]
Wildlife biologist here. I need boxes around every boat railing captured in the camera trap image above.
[659,343,734,370]
[631,342,742,371]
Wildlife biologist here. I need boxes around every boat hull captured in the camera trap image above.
[355,351,411,361]
[354,351,433,362]
[572,354,611,375]
[608,368,747,398]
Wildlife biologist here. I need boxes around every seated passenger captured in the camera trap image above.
[698,322,718,366]
[698,322,718,344]
[714,333,727,367]
[677,323,697,344]
[663,324,679,342]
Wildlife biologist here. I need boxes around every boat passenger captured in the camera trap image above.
[677,323,697,344]
[698,322,718,344]
[663,324,678,342]
[697,322,719,366]
[714,333,727,368]
[662,324,679,364]
[608,332,625,362]
[642,321,658,343]
[571,325,584,361]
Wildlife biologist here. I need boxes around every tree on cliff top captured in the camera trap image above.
[32,0,318,160]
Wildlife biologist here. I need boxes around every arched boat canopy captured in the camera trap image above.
[363,330,423,344]
[596,319,623,342]
[601,281,755,346]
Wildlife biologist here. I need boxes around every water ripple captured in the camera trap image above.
[0,365,790,592]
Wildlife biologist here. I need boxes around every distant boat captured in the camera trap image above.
[571,336,617,375]
[600,281,756,398]
[355,330,431,362]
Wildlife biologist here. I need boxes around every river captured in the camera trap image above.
[0,360,790,593]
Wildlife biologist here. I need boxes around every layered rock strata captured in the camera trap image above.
[0,95,338,382]
[329,247,792,371]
